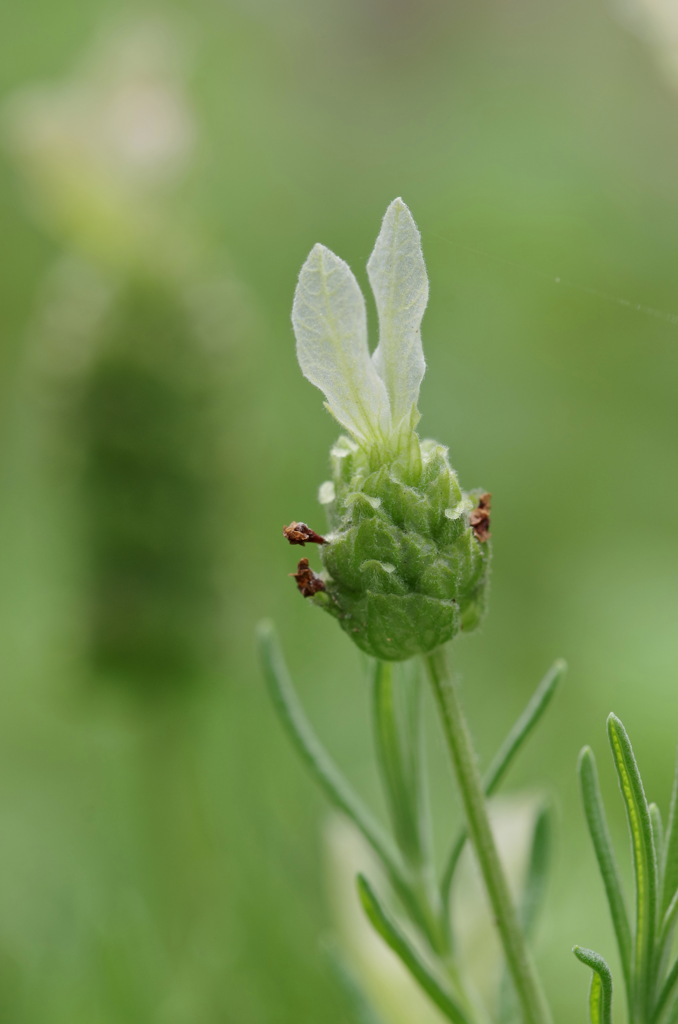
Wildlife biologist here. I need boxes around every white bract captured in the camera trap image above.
[292,198,428,449]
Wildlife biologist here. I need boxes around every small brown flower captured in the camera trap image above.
[283,521,327,546]
[470,492,492,543]
[290,557,326,597]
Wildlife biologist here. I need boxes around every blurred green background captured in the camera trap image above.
[0,1,677,1021]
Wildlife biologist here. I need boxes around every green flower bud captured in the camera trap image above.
[314,436,490,660]
[290,199,491,660]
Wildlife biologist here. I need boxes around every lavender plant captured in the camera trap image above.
[574,716,678,1024]
[258,199,676,1023]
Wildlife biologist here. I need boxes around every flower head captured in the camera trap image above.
[290,200,490,660]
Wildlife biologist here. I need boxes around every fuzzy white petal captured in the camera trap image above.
[293,243,391,444]
[368,198,428,428]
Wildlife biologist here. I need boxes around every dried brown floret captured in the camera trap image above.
[290,557,326,597]
[470,492,492,543]
[283,521,327,546]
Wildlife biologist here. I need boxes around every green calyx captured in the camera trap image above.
[312,431,491,660]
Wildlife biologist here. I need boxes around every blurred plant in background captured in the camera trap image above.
[4,18,195,269]
[3,17,246,699]
[0,19,256,1022]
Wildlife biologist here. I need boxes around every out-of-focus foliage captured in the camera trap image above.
[0,2,676,1022]
[76,277,230,693]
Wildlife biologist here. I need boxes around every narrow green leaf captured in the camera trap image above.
[293,242,391,445]
[590,975,604,1024]
[357,874,471,1024]
[662,748,678,918]
[441,659,565,903]
[371,660,422,865]
[578,746,632,1000]
[367,198,428,429]
[521,802,554,936]
[257,621,398,875]
[483,659,566,798]
[652,803,665,895]
[573,946,613,1024]
[398,658,423,808]
[653,954,678,1024]
[660,890,678,965]
[607,713,659,1017]
[258,621,440,949]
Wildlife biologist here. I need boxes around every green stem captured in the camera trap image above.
[425,647,553,1024]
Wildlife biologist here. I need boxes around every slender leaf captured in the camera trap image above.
[442,659,565,903]
[357,874,471,1024]
[372,660,421,865]
[482,658,566,798]
[662,748,678,917]
[654,954,678,1024]
[372,660,438,890]
[405,663,426,805]
[258,621,440,947]
[374,662,436,878]
[293,242,391,444]
[578,746,632,999]
[257,621,398,875]
[607,713,659,1017]
[399,659,424,812]
[367,198,428,428]
[521,802,554,936]
[652,803,665,896]
[661,890,678,963]
[573,946,613,1024]
[406,660,439,884]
